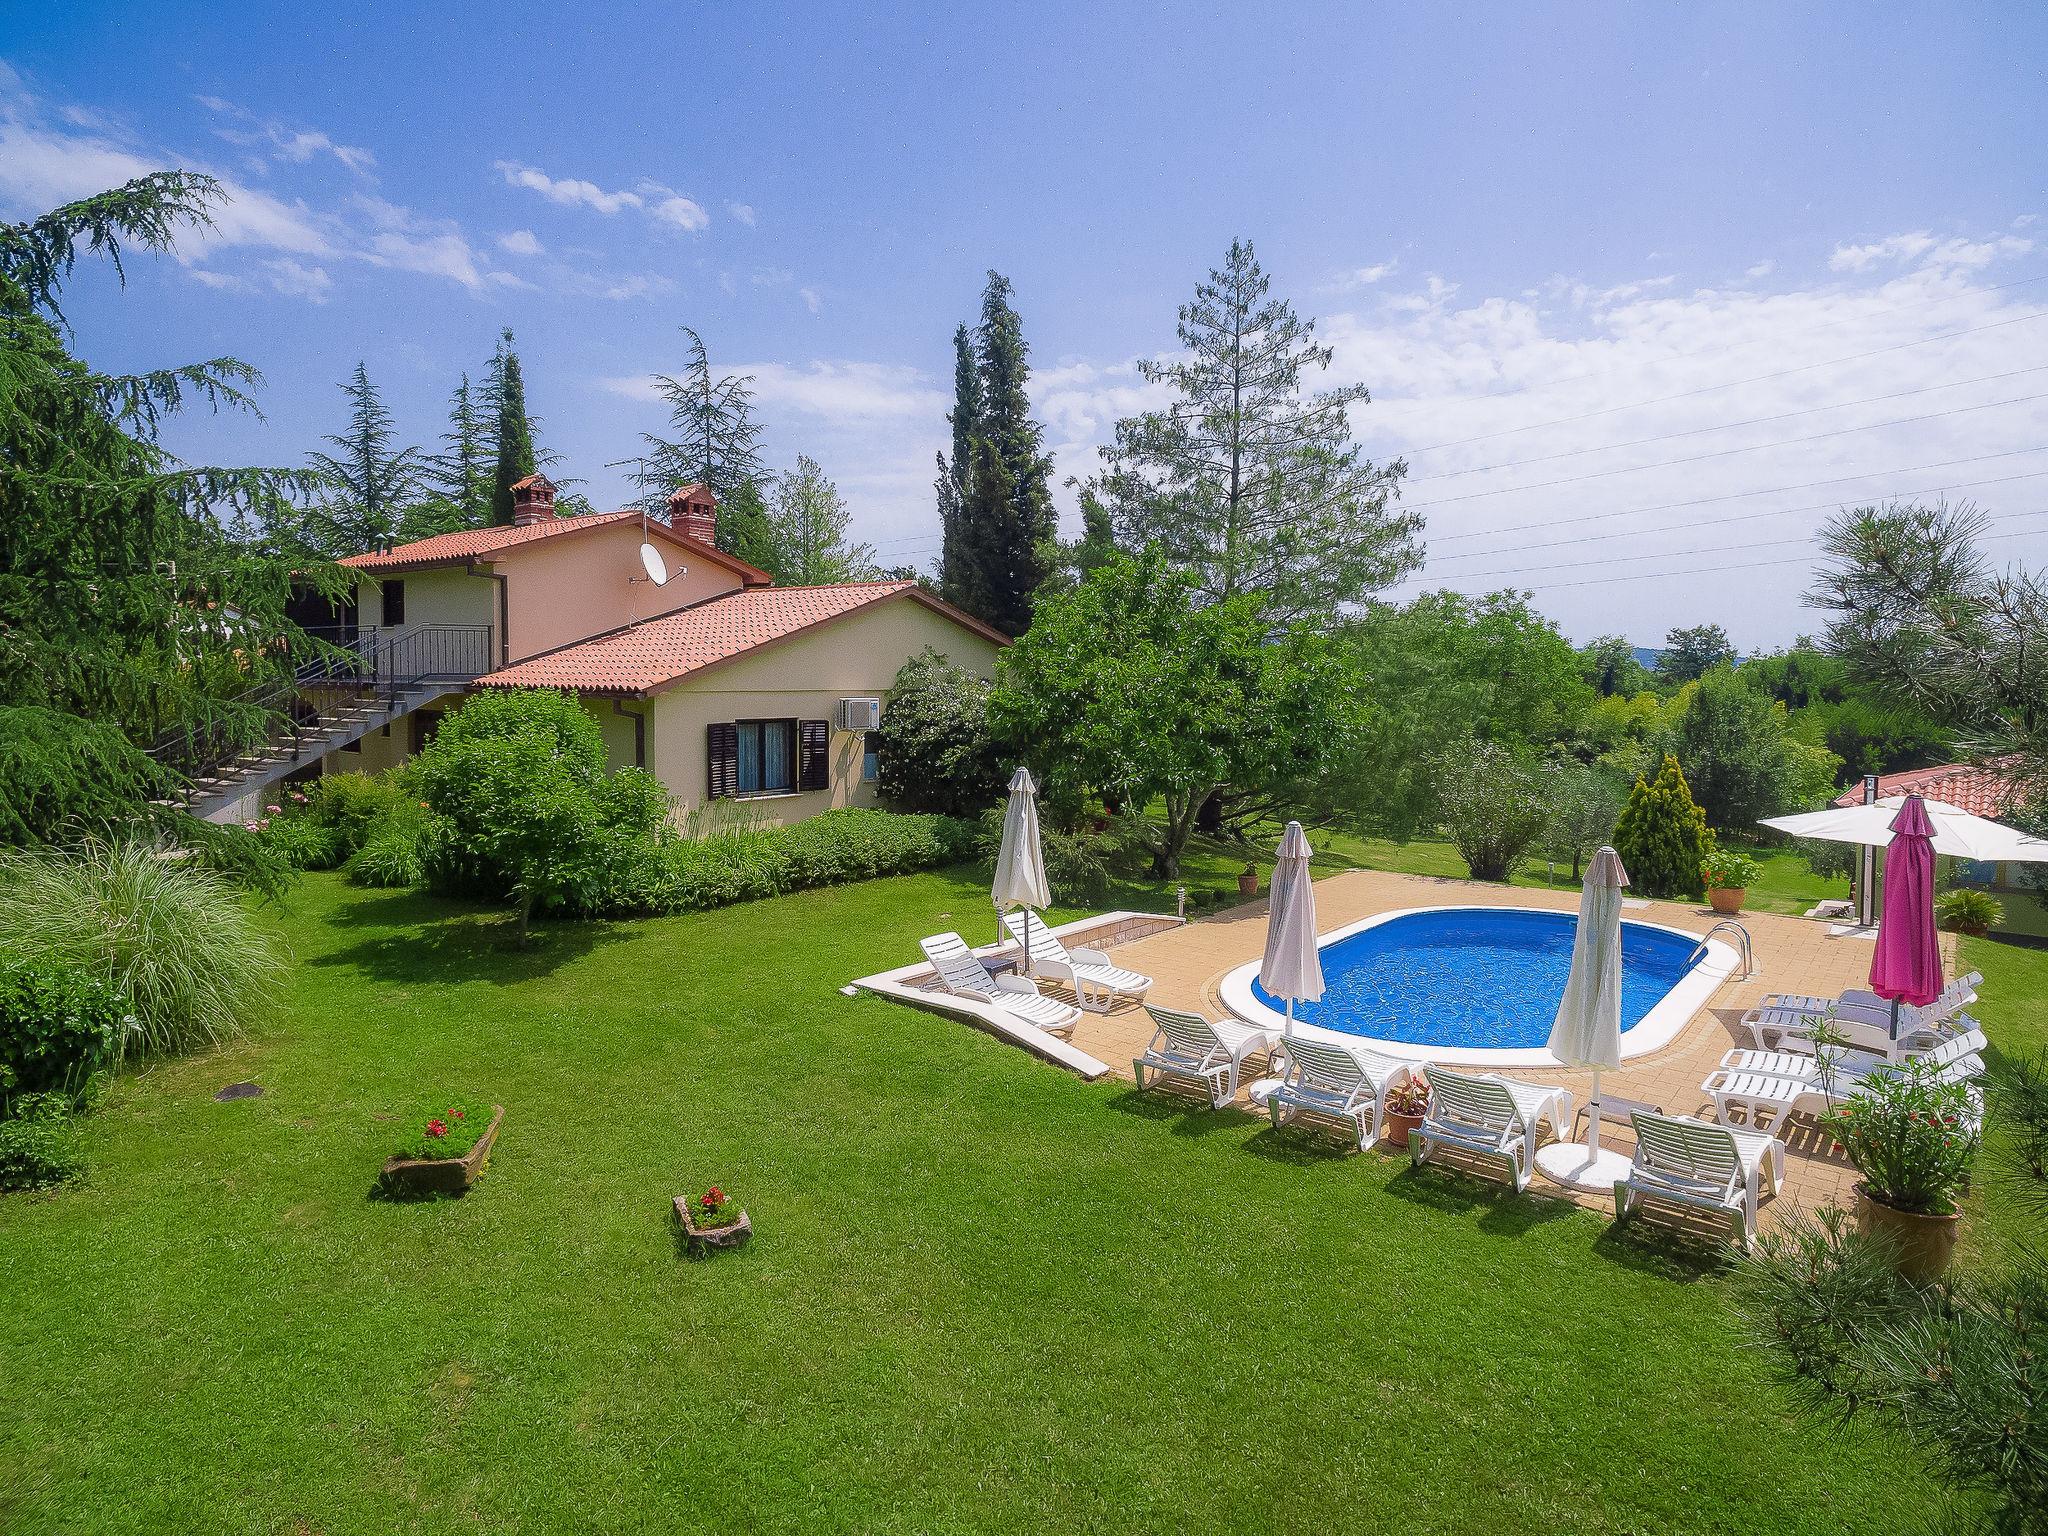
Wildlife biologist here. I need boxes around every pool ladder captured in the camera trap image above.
[1689,919,1755,979]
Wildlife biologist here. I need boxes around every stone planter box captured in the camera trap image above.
[378,1105,503,1198]
[674,1194,752,1256]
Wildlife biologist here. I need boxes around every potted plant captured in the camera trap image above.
[1382,1075,1430,1151]
[1701,845,1761,915]
[1237,863,1259,898]
[378,1102,503,1197]
[1935,888,2003,937]
[1822,1059,1979,1283]
[673,1183,752,1255]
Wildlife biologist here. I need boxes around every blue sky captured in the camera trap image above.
[4,2,2045,648]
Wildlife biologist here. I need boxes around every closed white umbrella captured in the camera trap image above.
[1259,821,1325,1040]
[992,767,1053,972]
[1535,846,1633,1193]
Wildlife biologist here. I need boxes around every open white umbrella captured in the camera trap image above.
[1258,821,1325,1040]
[1761,794,2048,863]
[992,767,1052,972]
[1534,846,1632,1193]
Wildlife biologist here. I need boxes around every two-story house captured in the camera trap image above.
[197,477,1004,825]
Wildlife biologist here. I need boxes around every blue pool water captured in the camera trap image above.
[1249,907,1703,1051]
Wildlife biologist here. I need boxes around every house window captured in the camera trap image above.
[708,719,829,798]
[381,579,405,627]
[862,731,881,784]
[737,719,796,794]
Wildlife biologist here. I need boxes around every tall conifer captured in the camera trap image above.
[487,330,538,526]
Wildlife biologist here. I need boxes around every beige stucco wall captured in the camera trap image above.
[644,595,1001,827]
[493,523,744,662]
[353,568,496,641]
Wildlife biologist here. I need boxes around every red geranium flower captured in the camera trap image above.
[452,1109,466,1119]
[426,1119,448,1138]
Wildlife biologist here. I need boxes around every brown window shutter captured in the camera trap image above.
[707,722,738,799]
[797,719,830,791]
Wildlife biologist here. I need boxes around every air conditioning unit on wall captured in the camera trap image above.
[840,697,882,731]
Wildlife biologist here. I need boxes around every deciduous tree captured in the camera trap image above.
[766,455,877,586]
[990,552,1355,877]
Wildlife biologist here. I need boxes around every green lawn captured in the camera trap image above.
[0,865,2004,1534]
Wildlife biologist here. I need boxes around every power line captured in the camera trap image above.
[1400,306,2048,455]
[1430,445,2048,543]
[1428,467,2048,563]
[1425,512,2048,594]
[1438,506,2048,583]
[1401,390,2048,511]
[1380,267,2048,427]
[1411,363,2048,482]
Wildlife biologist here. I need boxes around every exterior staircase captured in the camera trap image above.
[153,624,493,822]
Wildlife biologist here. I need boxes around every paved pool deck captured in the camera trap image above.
[1064,868,1956,1226]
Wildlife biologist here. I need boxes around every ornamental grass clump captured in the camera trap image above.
[0,841,281,1062]
[1824,1059,1980,1216]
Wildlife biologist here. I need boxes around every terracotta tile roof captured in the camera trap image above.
[476,582,1003,694]
[337,511,768,583]
[1831,761,2023,817]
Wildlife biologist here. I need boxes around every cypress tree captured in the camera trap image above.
[487,330,537,527]
[942,272,1055,636]
[1612,754,1712,899]
[936,323,979,610]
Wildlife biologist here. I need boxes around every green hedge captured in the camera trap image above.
[572,809,978,917]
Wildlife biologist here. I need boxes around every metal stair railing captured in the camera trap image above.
[150,623,493,790]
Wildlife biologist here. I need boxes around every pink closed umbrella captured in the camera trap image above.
[1869,794,1943,1037]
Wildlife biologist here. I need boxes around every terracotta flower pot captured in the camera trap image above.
[1238,872,1259,898]
[1382,1109,1425,1151]
[1855,1182,1961,1284]
[1707,886,1746,915]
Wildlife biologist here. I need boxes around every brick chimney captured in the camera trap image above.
[510,473,558,526]
[667,483,717,545]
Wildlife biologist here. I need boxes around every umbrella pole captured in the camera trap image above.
[1585,1068,1603,1153]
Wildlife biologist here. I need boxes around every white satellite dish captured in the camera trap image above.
[638,541,671,586]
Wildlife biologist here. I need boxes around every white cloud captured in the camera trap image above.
[642,185,708,232]
[195,94,375,175]
[262,257,332,301]
[497,228,543,256]
[494,160,711,233]
[1830,231,1938,272]
[799,286,822,314]
[726,201,756,227]
[494,159,642,214]
[1333,260,1398,289]
[1745,259,1775,279]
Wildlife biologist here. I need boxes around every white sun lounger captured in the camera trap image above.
[1002,910,1152,1012]
[1756,971,1979,1021]
[1264,1036,1431,1151]
[1410,1069,1573,1193]
[1740,994,1978,1056]
[1702,1037,1989,1131]
[919,932,1081,1038]
[1133,1005,1275,1109]
[1615,1111,1786,1248]
[1717,1027,1988,1089]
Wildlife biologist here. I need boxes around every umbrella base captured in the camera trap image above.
[1534,1143,1633,1193]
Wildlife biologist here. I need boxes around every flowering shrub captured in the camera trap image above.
[393,1102,489,1163]
[1701,845,1762,890]
[690,1184,743,1230]
[1384,1076,1430,1118]
[1823,1059,1979,1215]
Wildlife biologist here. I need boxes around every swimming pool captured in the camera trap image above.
[1218,905,1736,1067]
